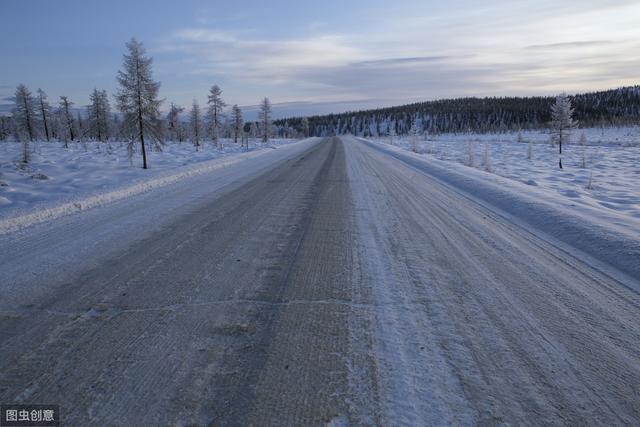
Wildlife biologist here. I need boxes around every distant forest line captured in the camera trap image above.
[274,86,640,137]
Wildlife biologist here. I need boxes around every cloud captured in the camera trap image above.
[156,0,640,112]
[524,40,614,50]
[160,28,362,85]
[351,56,463,67]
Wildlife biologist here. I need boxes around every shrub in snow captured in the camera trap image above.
[527,140,533,160]
[483,144,492,172]
[465,141,475,167]
[388,125,396,146]
[586,171,594,189]
[19,132,30,164]
[579,132,588,168]
[409,122,420,153]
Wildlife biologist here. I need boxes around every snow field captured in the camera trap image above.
[0,138,307,233]
[375,126,640,221]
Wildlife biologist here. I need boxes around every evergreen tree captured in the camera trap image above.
[115,37,163,169]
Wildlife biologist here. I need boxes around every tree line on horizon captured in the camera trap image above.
[1,38,288,168]
[275,86,640,137]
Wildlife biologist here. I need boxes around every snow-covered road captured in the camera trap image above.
[1,136,638,425]
[344,136,640,424]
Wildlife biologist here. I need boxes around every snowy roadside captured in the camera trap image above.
[0,138,318,234]
[371,127,640,221]
[354,136,640,283]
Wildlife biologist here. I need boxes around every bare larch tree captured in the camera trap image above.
[89,88,111,142]
[116,38,163,169]
[207,85,226,149]
[166,102,184,142]
[230,104,243,144]
[190,99,203,151]
[58,95,75,146]
[13,84,38,142]
[259,97,272,144]
[36,88,51,142]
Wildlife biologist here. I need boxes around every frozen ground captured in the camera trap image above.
[371,126,640,224]
[0,138,302,232]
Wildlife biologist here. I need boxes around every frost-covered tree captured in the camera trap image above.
[89,89,111,142]
[301,117,310,138]
[249,122,258,138]
[409,121,420,152]
[166,102,184,142]
[76,111,87,142]
[116,38,163,169]
[230,104,243,144]
[13,84,38,142]
[58,95,75,146]
[579,132,588,168]
[388,123,396,145]
[36,88,51,142]
[550,93,577,169]
[259,97,272,144]
[190,99,203,150]
[0,117,14,141]
[207,85,226,148]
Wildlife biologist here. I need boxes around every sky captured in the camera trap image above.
[1,0,639,118]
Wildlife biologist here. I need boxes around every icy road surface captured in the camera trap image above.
[1,137,639,425]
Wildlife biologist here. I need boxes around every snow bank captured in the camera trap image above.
[356,136,640,283]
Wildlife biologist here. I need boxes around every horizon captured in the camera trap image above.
[1,0,639,119]
[4,84,636,122]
